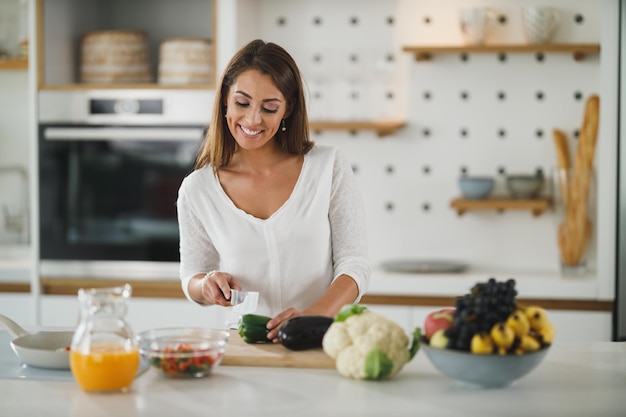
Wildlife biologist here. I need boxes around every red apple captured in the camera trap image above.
[424,308,455,340]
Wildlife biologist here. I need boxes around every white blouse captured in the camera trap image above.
[176,144,371,317]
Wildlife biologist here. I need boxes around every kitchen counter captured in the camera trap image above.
[0,260,601,298]
[0,244,599,296]
[0,262,612,313]
[0,246,610,310]
[0,338,625,417]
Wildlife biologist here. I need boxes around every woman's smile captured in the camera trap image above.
[239,125,264,137]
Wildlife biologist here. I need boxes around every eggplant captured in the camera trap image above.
[277,315,334,351]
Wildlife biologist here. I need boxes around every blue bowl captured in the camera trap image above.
[421,337,550,388]
[458,177,494,200]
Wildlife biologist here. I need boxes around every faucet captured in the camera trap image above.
[0,166,29,244]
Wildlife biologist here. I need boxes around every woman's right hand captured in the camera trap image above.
[198,271,242,306]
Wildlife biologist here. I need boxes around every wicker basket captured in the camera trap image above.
[158,38,214,85]
[80,30,152,83]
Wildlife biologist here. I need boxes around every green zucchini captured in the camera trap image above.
[238,314,272,344]
[277,315,334,351]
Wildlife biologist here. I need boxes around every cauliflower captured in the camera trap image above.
[322,304,421,380]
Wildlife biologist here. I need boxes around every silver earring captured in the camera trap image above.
[281,119,286,132]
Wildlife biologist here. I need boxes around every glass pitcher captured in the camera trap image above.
[70,284,139,392]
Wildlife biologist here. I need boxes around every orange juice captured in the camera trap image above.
[70,345,140,392]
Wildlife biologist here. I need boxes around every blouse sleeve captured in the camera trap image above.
[176,174,220,303]
[328,149,371,300]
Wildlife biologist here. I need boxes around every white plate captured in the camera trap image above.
[381,259,468,274]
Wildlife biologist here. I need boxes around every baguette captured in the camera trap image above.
[560,94,600,266]
[552,128,570,209]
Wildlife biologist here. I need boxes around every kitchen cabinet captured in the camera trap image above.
[0,293,34,325]
[36,0,216,89]
[35,295,612,342]
[366,305,414,335]
[402,43,601,62]
[23,276,612,342]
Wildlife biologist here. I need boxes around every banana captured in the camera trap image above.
[536,320,556,345]
[470,332,494,354]
[490,323,515,355]
[506,309,530,339]
[517,334,541,354]
[525,306,549,331]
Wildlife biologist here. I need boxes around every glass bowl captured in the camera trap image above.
[421,337,550,388]
[137,328,229,378]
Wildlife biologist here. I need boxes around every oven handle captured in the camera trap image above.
[43,127,205,141]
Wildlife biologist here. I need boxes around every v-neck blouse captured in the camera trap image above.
[176,144,371,317]
[212,151,307,223]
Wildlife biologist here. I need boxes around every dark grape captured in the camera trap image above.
[445,277,520,352]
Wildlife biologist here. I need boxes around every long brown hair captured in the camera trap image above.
[195,39,313,173]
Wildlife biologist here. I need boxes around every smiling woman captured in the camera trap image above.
[177,39,371,341]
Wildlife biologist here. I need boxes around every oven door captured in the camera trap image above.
[39,124,204,269]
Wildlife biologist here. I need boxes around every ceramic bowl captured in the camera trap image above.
[137,328,229,378]
[506,175,544,198]
[421,338,550,388]
[458,177,494,200]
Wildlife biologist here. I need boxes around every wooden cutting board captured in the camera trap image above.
[221,330,335,369]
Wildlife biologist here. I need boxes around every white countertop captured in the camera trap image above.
[367,267,598,299]
[0,339,625,417]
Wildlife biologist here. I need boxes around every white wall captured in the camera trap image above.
[240,0,611,278]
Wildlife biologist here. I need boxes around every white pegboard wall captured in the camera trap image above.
[247,0,606,273]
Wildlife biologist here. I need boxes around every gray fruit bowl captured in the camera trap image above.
[421,337,550,388]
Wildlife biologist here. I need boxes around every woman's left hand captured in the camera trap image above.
[266,308,302,342]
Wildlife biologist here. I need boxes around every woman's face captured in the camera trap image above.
[225,69,288,151]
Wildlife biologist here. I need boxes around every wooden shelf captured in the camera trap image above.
[309,120,406,137]
[0,58,28,70]
[402,43,600,62]
[450,197,552,217]
[38,83,214,90]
